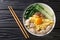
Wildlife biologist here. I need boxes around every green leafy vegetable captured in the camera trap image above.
[35,4,53,20]
[24,3,53,20]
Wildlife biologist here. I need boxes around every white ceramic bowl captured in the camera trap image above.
[23,3,56,36]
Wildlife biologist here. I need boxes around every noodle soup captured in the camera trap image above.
[23,3,56,36]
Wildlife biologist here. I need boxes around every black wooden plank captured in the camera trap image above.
[0,28,59,40]
[0,0,34,10]
[48,0,60,2]
[0,0,59,12]
[0,10,23,28]
[0,28,25,40]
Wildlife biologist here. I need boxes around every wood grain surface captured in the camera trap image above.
[0,0,60,40]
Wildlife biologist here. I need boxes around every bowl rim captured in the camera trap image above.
[23,3,56,36]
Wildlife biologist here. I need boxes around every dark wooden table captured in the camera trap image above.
[0,0,60,40]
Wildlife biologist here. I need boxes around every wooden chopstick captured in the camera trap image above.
[9,6,29,38]
[8,6,27,38]
[8,6,29,39]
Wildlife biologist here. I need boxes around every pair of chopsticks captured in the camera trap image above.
[8,6,29,39]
